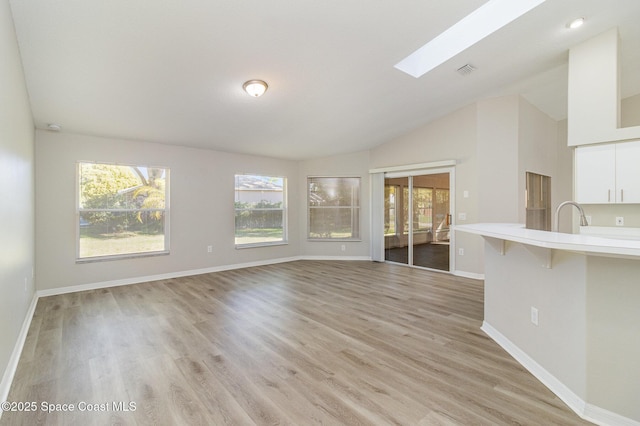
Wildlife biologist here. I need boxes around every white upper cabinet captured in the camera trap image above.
[575,144,616,203]
[575,141,640,203]
[615,141,640,203]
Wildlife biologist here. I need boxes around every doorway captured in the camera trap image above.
[383,172,451,271]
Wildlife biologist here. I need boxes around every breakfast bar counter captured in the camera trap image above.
[455,222,640,260]
[455,223,640,425]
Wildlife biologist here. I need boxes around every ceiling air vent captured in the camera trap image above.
[456,64,476,76]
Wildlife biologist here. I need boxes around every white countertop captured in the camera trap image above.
[454,223,640,258]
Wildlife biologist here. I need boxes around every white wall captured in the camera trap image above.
[298,150,371,258]
[35,131,300,291]
[0,0,35,397]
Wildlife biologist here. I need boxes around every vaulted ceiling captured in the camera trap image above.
[9,0,640,159]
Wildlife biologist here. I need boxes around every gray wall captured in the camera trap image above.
[518,97,561,223]
[477,95,560,225]
[35,135,375,293]
[484,242,640,422]
[370,96,565,276]
[0,0,35,396]
[477,96,520,223]
[370,103,484,275]
[555,120,575,232]
[484,243,587,400]
[35,131,301,291]
[32,92,571,290]
[298,150,371,258]
[586,256,640,421]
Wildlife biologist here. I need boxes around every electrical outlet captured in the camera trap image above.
[458,212,467,221]
[463,190,469,198]
[531,307,539,326]
[207,245,213,253]
[458,248,464,256]
[616,217,624,226]
[341,244,346,252]
[585,215,592,225]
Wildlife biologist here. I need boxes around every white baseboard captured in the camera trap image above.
[482,321,640,426]
[453,270,484,280]
[0,293,38,417]
[37,256,374,298]
[37,256,304,298]
[583,404,640,426]
[301,255,372,261]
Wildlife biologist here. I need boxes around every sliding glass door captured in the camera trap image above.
[384,172,451,271]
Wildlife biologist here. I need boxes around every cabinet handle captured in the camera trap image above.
[608,189,611,202]
[621,189,624,203]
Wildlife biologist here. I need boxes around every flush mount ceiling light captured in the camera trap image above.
[395,0,548,78]
[567,17,585,29]
[242,80,268,97]
[47,123,62,131]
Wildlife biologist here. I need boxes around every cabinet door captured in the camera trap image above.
[615,141,640,203]
[575,144,616,203]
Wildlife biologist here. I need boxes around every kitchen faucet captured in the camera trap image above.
[553,201,589,232]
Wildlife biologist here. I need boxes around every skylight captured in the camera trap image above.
[394,0,548,78]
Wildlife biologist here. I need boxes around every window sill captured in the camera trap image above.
[76,250,169,263]
[235,241,288,250]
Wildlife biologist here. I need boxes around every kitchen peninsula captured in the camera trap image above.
[456,223,640,425]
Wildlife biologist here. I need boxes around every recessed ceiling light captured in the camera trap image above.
[567,17,585,29]
[394,0,548,78]
[242,80,268,97]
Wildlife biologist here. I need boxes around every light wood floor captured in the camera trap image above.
[1,260,592,425]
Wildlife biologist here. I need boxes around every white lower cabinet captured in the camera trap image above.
[575,140,640,204]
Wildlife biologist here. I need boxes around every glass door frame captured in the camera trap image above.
[383,166,455,273]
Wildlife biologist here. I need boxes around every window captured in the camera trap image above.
[235,174,286,247]
[403,186,433,233]
[77,162,169,261]
[400,185,450,241]
[384,185,397,236]
[308,177,360,240]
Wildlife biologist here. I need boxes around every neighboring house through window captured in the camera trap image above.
[308,177,360,240]
[235,174,287,247]
[77,162,169,261]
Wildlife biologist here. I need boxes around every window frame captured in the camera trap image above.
[384,184,399,237]
[307,176,361,241]
[234,174,288,249]
[76,161,170,263]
